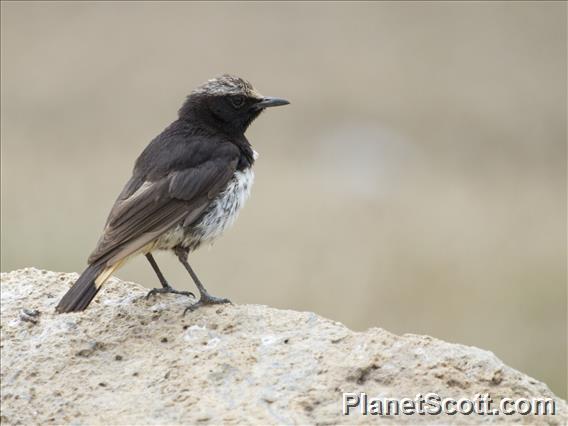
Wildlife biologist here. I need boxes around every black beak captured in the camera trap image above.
[254,96,290,109]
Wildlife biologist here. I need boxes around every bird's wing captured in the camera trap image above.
[88,153,239,266]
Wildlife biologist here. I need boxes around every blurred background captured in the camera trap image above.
[1,2,566,398]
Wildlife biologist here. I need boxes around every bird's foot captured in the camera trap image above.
[145,286,195,300]
[183,293,232,314]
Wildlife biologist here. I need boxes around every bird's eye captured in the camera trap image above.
[231,96,245,108]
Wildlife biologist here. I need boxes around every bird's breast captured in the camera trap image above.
[154,166,255,251]
[194,166,255,242]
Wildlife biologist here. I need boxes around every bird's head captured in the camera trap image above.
[179,74,289,134]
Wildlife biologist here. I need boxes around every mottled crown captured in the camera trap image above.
[191,74,262,98]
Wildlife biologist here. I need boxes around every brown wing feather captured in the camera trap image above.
[88,157,238,265]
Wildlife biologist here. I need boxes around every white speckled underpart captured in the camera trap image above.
[155,167,254,251]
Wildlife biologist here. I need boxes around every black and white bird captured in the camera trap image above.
[56,75,289,314]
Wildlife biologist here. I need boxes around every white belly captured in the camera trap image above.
[193,167,254,243]
[154,167,254,251]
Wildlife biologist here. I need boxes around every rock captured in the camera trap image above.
[1,267,566,425]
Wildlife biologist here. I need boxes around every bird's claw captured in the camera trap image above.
[145,286,195,300]
[183,295,232,315]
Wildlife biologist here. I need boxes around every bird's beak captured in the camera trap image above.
[254,97,290,109]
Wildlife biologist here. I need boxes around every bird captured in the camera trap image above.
[56,74,289,314]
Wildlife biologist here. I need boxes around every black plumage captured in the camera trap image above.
[56,75,289,314]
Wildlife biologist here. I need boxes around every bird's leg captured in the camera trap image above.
[145,253,195,299]
[174,246,231,314]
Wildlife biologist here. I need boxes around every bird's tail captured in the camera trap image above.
[55,261,121,313]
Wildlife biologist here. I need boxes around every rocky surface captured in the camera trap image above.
[1,268,566,425]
